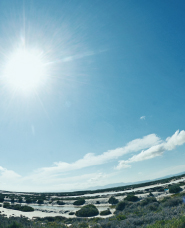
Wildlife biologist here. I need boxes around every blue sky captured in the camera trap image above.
[0,0,185,191]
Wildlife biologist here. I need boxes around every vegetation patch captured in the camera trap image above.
[124,194,139,202]
[3,203,34,212]
[57,200,65,205]
[73,198,85,206]
[116,201,126,211]
[75,204,99,217]
[140,197,157,206]
[108,196,119,205]
[69,212,75,215]
[100,208,111,216]
[169,184,182,193]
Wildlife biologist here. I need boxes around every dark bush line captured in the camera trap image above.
[3,203,34,212]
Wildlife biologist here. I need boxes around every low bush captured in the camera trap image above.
[163,197,182,207]
[3,202,10,208]
[78,222,89,227]
[124,194,139,202]
[108,196,118,205]
[147,202,159,211]
[21,205,34,212]
[100,209,111,216]
[37,199,44,204]
[169,184,182,193]
[18,198,22,203]
[76,204,99,217]
[69,212,75,215]
[8,221,23,228]
[25,199,32,204]
[116,201,126,211]
[3,203,34,212]
[57,200,65,205]
[0,194,4,203]
[116,214,126,221]
[73,198,85,206]
[140,197,157,206]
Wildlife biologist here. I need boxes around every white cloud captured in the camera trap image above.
[0,130,184,192]
[35,133,160,177]
[0,167,21,179]
[140,116,145,120]
[116,130,185,170]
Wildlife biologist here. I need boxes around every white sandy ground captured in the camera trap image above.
[0,206,66,219]
[0,204,115,219]
[0,177,185,220]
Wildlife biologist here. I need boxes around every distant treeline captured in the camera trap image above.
[36,173,185,197]
[0,173,184,201]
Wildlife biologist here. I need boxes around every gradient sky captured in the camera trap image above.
[0,0,185,191]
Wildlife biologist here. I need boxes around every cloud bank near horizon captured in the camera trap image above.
[0,130,185,191]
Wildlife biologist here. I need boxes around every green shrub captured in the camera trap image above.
[3,202,10,208]
[57,200,65,205]
[140,197,157,206]
[37,199,44,204]
[8,221,23,228]
[116,214,127,221]
[21,205,34,212]
[76,204,99,217]
[78,222,89,228]
[169,184,182,193]
[163,197,182,207]
[116,201,126,211]
[69,212,75,215]
[13,204,22,210]
[125,194,139,202]
[3,203,34,212]
[0,194,4,203]
[18,198,22,203]
[108,196,119,205]
[147,202,159,211]
[100,208,111,216]
[73,198,85,205]
[26,198,32,204]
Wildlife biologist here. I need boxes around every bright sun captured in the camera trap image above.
[3,48,48,94]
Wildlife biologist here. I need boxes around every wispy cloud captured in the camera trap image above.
[116,130,185,170]
[0,130,184,192]
[140,116,145,120]
[34,133,160,177]
[62,51,95,62]
[0,166,21,179]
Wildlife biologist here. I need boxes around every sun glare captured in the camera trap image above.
[3,48,48,94]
